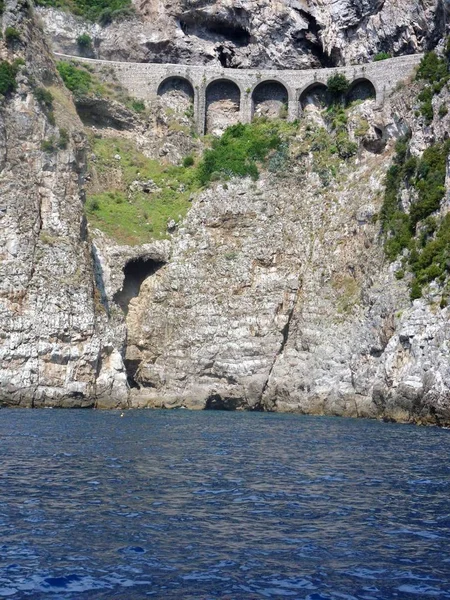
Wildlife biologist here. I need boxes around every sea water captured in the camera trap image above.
[0,409,449,599]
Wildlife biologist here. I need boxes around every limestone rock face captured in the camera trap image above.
[118,82,450,425]
[39,0,445,68]
[0,0,128,408]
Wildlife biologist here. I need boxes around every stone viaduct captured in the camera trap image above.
[54,53,422,134]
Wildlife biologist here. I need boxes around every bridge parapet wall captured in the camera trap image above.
[54,53,422,133]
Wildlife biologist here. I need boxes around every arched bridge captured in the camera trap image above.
[54,53,422,134]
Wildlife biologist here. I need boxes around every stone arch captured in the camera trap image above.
[205,78,242,135]
[157,76,195,115]
[252,80,289,120]
[299,82,329,112]
[347,78,376,104]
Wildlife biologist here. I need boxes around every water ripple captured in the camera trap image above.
[0,410,449,598]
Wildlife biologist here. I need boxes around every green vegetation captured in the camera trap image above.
[0,60,20,96]
[327,74,350,103]
[56,60,147,113]
[197,121,286,185]
[34,87,55,124]
[380,136,450,299]
[57,61,93,96]
[4,27,20,45]
[35,0,134,23]
[182,154,194,168]
[373,52,392,61]
[77,32,93,49]
[415,50,450,124]
[86,112,363,243]
[86,137,201,244]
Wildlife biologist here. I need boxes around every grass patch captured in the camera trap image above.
[86,137,201,244]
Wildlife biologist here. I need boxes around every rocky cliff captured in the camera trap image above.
[1,0,450,425]
[0,0,128,408]
[38,0,447,69]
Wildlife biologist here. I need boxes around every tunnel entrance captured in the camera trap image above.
[252,81,288,120]
[205,79,241,135]
[114,258,164,315]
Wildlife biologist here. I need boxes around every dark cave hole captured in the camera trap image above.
[207,23,250,46]
[204,394,243,411]
[215,45,236,68]
[179,18,250,48]
[113,258,164,315]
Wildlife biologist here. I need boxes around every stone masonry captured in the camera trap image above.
[54,53,422,133]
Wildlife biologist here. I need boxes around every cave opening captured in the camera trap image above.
[114,257,164,315]
[207,23,250,46]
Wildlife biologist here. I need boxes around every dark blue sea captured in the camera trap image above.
[1,410,450,599]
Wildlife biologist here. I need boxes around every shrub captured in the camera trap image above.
[86,197,100,212]
[57,61,92,96]
[381,135,450,298]
[196,121,282,185]
[327,74,350,101]
[336,132,358,159]
[416,52,448,84]
[182,154,194,168]
[0,60,19,96]
[58,128,69,149]
[4,27,20,45]
[374,52,392,61]
[77,33,93,49]
[439,104,448,118]
[130,99,145,112]
[34,87,54,109]
[41,138,56,152]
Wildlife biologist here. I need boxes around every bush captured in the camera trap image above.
[41,138,56,152]
[130,99,145,112]
[77,33,93,49]
[416,52,448,84]
[327,74,350,101]
[58,128,69,149]
[381,134,450,298]
[182,154,194,168]
[196,121,282,185]
[86,197,100,212]
[336,132,358,159]
[34,87,54,109]
[0,60,19,96]
[415,51,450,124]
[374,52,392,61]
[57,61,92,96]
[439,104,448,118]
[4,27,20,45]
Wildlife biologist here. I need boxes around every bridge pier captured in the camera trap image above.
[241,93,252,125]
[288,94,298,122]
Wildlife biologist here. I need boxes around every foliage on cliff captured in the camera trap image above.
[381,136,450,300]
[415,46,450,123]
[35,0,134,23]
